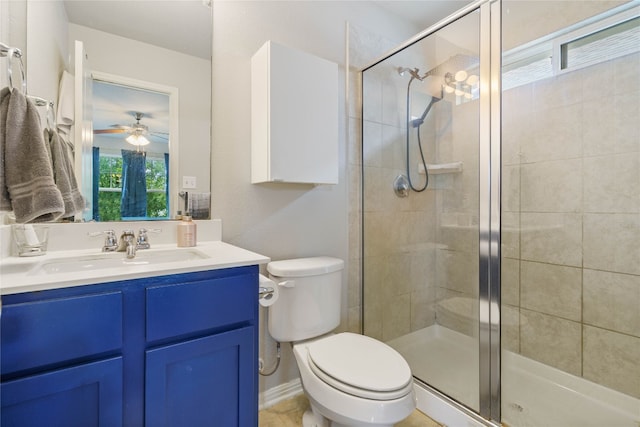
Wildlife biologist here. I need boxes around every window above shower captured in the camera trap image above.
[503,3,639,91]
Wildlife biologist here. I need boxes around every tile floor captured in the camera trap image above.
[258,394,442,426]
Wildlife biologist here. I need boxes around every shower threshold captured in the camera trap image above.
[388,325,639,427]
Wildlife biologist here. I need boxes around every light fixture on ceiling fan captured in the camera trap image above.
[126,130,150,146]
[124,112,149,146]
[94,112,167,146]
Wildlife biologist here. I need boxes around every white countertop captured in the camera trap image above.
[0,241,270,295]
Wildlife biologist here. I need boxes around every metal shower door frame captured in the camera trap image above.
[479,0,502,422]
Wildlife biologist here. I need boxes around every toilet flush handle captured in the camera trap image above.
[277,280,296,288]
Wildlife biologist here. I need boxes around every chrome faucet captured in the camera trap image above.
[88,230,118,252]
[117,230,137,259]
[91,228,161,258]
[136,228,151,250]
[136,228,161,250]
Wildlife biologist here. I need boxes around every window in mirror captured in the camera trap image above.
[95,151,168,221]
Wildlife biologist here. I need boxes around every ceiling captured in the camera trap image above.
[374,0,473,30]
[63,0,212,59]
[63,0,474,66]
[65,0,472,147]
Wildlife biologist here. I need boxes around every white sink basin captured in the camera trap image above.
[28,248,209,276]
[1,263,38,275]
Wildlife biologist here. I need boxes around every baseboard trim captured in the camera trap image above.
[259,378,303,410]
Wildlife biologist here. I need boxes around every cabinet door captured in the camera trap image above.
[145,326,256,427]
[251,40,338,184]
[1,357,123,427]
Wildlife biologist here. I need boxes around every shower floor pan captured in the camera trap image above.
[388,325,640,427]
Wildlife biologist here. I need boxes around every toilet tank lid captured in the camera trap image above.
[267,256,344,277]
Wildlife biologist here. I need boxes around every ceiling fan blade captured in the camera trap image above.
[94,129,128,134]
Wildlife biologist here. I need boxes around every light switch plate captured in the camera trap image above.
[182,176,197,189]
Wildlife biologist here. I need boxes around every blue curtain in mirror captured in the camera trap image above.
[164,153,169,214]
[92,147,100,221]
[121,149,147,218]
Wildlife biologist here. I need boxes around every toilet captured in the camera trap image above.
[267,257,416,427]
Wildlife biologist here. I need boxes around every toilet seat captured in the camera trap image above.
[306,333,413,401]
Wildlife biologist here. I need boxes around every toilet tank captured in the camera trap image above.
[267,257,344,342]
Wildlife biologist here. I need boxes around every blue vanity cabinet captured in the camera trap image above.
[1,290,125,426]
[1,265,259,427]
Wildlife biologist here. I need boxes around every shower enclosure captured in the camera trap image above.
[361,0,639,425]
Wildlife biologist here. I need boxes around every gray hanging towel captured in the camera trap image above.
[0,87,11,211]
[2,87,64,223]
[45,128,85,218]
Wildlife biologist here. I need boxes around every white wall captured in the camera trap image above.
[68,24,211,201]
[1,1,27,91]
[23,1,67,123]
[211,0,421,397]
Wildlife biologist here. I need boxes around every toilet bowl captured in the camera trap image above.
[294,333,415,427]
[266,257,416,427]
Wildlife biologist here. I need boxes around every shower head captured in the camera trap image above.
[397,67,423,81]
[399,64,446,83]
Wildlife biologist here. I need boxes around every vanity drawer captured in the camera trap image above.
[146,272,255,342]
[1,291,123,376]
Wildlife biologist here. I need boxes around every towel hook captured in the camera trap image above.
[0,42,27,94]
[46,101,56,130]
[25,95,55,129]
[8,47,27,94]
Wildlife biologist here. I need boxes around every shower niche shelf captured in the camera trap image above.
[251,40,338,185]
[418,162,463,175]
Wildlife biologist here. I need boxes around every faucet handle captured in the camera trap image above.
[137,227,161,250]
[139,227,162,234]
[88,229,118,252]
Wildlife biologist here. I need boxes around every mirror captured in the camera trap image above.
[22,0,212,222]
[91,75,175,221]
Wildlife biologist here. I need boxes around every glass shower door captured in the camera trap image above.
[362,9,482,412]
[501,2,640,425]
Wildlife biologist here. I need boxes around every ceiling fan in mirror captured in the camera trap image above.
[93,112,168,147]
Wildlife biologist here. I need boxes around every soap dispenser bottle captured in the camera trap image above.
[177,213,197,247]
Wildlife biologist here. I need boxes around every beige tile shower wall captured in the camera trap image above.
[361,119,439,341]
[434,98,480,337]
[348,23,437,340]
[502,52,640,399]
[361,70,482,341]
[358,42,440,343]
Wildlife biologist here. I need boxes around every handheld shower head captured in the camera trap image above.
[410,87,444,128]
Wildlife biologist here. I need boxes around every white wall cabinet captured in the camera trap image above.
[251,41,338,184]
